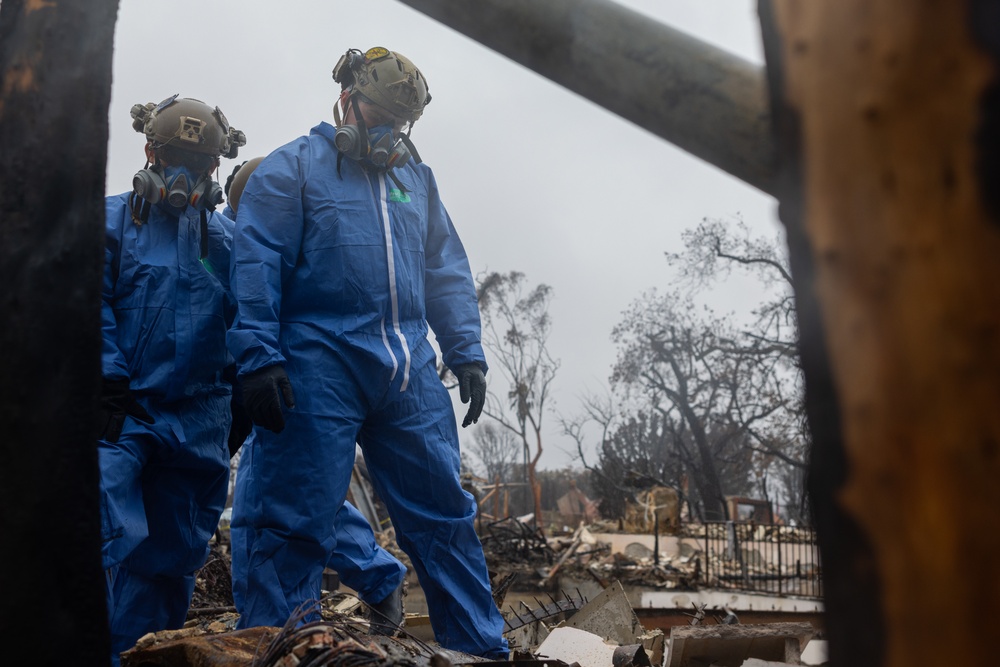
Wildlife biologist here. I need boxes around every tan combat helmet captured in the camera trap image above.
[332,47,431,123]
[225,156,265,214]
[131,94,246,159]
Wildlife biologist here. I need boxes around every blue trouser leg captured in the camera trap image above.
[359,359,508,658]
[230,436,254,616]
[327,501,406,604]
[232,440,403,614]
[99,431,150,572]
[231,351,504,656]
[232,409,361,628]
[107,565,198,659]
[100,396,230,665]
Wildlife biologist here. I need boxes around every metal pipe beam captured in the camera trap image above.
[396,0,776,195]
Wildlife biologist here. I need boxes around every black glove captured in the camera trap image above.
[241,365,295,433]
[455,363,486,428]
[228,386,254,458]
[98,377,155,443]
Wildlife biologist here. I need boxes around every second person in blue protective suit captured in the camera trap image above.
[98,95,246,666]
[227,47,508,658]
[223,159,407,634]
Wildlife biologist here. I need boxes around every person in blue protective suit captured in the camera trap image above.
[227,47,508,658]
[98,95,246,665]
[223,157,407,635]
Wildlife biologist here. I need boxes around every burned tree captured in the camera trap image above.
[476,271,559,525]
[667,217,810,522]
[611,291,787,520]
[468,421,521,488]
[590,410,679,520]
[0,0,119,659]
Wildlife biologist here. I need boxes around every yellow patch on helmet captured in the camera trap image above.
[365,47,390,61]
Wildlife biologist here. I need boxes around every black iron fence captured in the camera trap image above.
[697,521,822,599]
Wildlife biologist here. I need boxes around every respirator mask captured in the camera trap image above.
[334,122,413,170]
[132,163,224,211]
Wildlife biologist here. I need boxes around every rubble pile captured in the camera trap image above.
[190,543,236,611]
[118,510,825,666]
[480,517,556,571]
[122,556,826,667]
[479,517,820,599]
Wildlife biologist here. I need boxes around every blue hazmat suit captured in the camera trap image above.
[231,434,406,610]
[100,194,234,662]
[228,121,508,658]
[223,199,406,609]
[101,193,404,664]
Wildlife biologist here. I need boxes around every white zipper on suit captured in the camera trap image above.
[375,172,411,392]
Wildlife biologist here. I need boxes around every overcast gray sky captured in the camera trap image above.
[105,0,781,470]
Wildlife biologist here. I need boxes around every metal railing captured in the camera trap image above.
[698,521,823,599]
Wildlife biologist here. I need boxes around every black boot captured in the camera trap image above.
[369,581,404,636]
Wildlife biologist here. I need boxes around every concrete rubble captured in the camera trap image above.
[666,623,813,667]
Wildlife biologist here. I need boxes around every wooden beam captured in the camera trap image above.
[0,0,119,659]
[760,1,1000,664]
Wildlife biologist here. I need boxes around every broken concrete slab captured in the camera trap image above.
[564,580,664,666]
[537,626,617,667]
[564,580,646,643]
[666,622,813,667]
[800,639,827,666]
[537,626,650,667]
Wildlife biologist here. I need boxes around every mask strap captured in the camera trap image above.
[350,95,370,159]
[334,98,344,127]
[387,169,409,194]
[128,191,141,224]
[399,133,422,165]
[130,158,153,224]
[128,191,151,226]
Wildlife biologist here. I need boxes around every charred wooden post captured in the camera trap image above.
[395,0,777,196]
[400,1,1000,664]
[760,1,1000,665]
[0,0,119,660]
